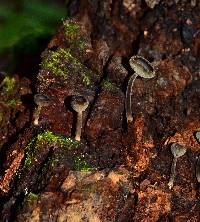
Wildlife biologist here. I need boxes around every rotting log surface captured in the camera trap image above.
[0,0,200,221]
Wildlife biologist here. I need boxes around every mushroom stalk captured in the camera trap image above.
[168,143,186,189]
[71,95,89,141]
[126,55,156,123]
[75,111,83,141]
[33,105,42,125]
[126,73,138,122]
[168,157,177,189]
[196,156,200,183]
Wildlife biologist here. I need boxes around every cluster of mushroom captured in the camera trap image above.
[33,93,89,142]
[33,55,156,141]
[33,56,200,189]
[123,57,200,189]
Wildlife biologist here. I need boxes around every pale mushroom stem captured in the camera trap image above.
[33,105,42,125]
[196,157,200,183]
[75,112,83,141]
[126,73,138,123]
[168,157,177,189]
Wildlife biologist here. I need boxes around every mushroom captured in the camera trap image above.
[71,95,89,141]
[196,132,200,143]
[33,93,50,125]
[168,143,186,189]
[126,55,156,122]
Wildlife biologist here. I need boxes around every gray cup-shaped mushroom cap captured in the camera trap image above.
[171,143,186,158]
[71,95,89,113]
[129,55,155,78]
[34,93,50,107]
[196,132,200,143]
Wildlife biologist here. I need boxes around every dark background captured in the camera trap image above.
[0,0,68,76]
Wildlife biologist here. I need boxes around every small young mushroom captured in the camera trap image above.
[33,93,50,125]
[168,143,186,189]
[71,95,89,141]
[126,56,156,122]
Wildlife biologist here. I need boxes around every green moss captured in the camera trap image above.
[41,48,92,86]
[37,130,80,148]
[23,130,79,167]
[23,137,37,168]
[63,20,88,53]
[0,76,15,92]
[19,130,80,174]
[35,131,93,172]
[102,79,119,91]
[74,154,92,172]
[27,192,38,203]
[0,99,20,109]
[6,99,20,108]
[82,72,91,86]
[14,136,36,178]
[63,20,80,40]
[41,48,72,77]
[77,39,87,50]
[19,130,93,179]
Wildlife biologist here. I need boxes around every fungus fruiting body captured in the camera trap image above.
[71,96,89,141]
[33,94,50,125]
[168,143,186,189]
[126,56,155,123]
[196,132,200,143]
